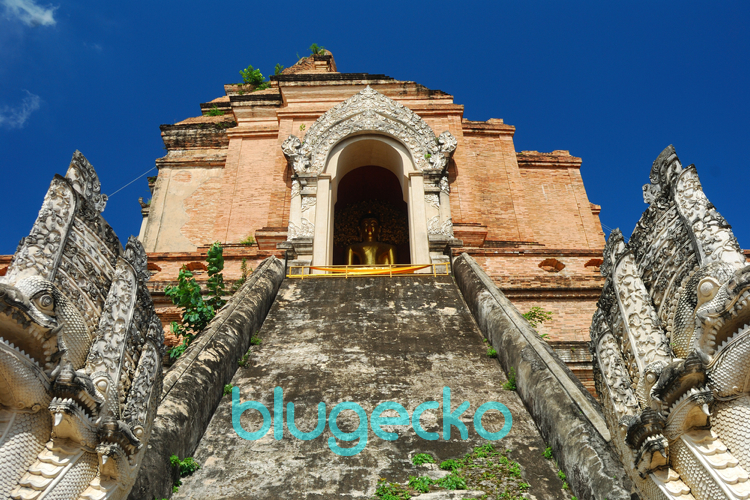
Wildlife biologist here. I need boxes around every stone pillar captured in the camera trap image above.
[408,172,430,265]
[424,172,460,267]
[313,175,332,269]
[286,173,317,267]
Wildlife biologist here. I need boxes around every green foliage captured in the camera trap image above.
[411,453,435,465]
[385,446,528,499]
[439,459,463,472]
[238,348,252,367]
[309,43,325,55]
[522,306,553,329]
[207,105,224,116]
[407,476,432,493]
[205,242,227,311]
[374,479,411,499]
[436,473,467,490]
[562,481,569,490]
[223,384,233,396]
[165,242,226,360]
[240,64,265,85]
[543,446,553,459]
[239,235,255,246]
[486,347,498,358]
[557,470,566,481]
[231,258,251,293]
[170,455,200,477]
[250,332,262,345]
[503,367,517,391]
[274,63,284,75]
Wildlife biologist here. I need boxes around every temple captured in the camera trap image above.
[140,52,605,390]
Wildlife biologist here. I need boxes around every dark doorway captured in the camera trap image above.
[333,166,410,265]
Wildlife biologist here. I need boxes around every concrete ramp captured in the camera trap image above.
[175,276,565,499]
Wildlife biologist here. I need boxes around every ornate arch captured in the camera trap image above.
[281,86,457,174]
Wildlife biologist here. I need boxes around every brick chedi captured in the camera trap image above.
[139,52,606,391]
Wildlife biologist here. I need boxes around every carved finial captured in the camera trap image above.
[600,228,626,277]
[124,236,149,282]
[642,145,683,204]
[65,150,108,212]
[281,135,311,174]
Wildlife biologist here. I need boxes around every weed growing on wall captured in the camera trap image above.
[378,444,530,499]
[503,368,517,391]
[522,306,553,339]
[165,242,226,360]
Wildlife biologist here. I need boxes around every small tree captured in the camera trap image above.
[165,242,226,360]
[309,43,326,55]
[522,306,553,339]
[239,64,270,91]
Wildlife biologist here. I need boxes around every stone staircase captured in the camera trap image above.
[173,276,566,499]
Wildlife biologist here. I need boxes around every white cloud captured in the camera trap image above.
[1,0,56,27]
[0,90,41,128]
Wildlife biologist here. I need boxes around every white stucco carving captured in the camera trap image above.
[0,152,164,500]
[591,146,750,500]
[281,86,457,175]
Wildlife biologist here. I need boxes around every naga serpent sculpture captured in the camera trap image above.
[591,146,750,499]
[0,152,164,500]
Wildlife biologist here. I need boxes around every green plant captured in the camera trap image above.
[238,347,252,367]
[439,459,462,472]
[299,124,306,132]
[407,476,432,493]
[486,347,498,358]
[424,153,432,159]
[170,454,200,477]
[543,446,553,459]
[239,235,255,246]
[223,384,233,396]
[374,479,411,499]
[562,481,569,490]
[411,453,435,465]
[231,258,251,293]
[523,306,553,341]
[436,473,467,490]
[572,497,578,500]
[503,367,517,391]
[239,64,270,91]
[207,105,224,116]
[165,242,226,360]
[309,43,326,55]
[250,332,262,345]
[557,470,566,482]
[384,446,528,499]
[205,242,227,310]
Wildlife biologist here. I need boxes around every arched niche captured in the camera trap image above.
[312,135,428,265]
[281,86,457,268]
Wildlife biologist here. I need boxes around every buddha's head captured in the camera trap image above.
[359,215,380,242]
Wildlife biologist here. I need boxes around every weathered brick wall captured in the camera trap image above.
[138,68,610,391]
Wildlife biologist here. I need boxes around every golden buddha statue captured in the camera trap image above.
[346,216,397,265]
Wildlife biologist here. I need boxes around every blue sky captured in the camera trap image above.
[0,1,748,254]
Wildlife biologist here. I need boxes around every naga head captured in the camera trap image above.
[693,264,750,362]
